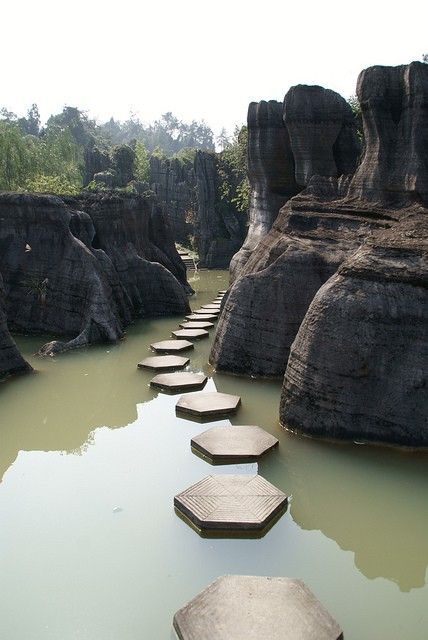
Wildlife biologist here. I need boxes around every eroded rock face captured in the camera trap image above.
[284,85,360,186]
[0,273,32,379]
[229,100,299,281]
[280,215,428,446]
[194,151,247,269]
[0,192,190,355]
[348,62,428,204]
[210,180,387,376]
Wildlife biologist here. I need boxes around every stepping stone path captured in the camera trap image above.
[176,392,241,419]
[191,425,279,463]
[179,321,214,329]
[194,308,220,316]
[172,329,209,340]
[186,313,218,321]
[173,575,343,640]
[135,285,332,635]
[150,340,194,353]
[174,474,288,533]
[137,355,190,371]
[150,372,208,393]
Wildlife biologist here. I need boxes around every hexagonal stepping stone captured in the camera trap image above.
[179,321,214,330]
[150,371,208,393]
[202,304,221,310]
[218,290,227,294]
[174,474,288,533]
[172,329,209,340]
[137,355,190,371]
[173,575,343,640]
[191,425,278,463]
[185,313,218,322]
[194,308,220,316]
[150,340,194,353]
[176,392,241,419]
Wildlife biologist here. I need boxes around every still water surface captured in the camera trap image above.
[0,270,427,639]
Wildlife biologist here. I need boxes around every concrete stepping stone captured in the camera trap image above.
[137,355,190,371]
[172,329,209,340]
[194,308,220,316]
[179,321,214,330]
[186,313,218,321]
[218,290,227,294]
[173,575,343,640]
[150,340,194,353]
[150,372,208,393]
[174,474,288,533]
[191,425,279,463]
[176,392,241,419]
[202,304,221,310]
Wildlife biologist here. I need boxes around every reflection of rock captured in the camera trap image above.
[259,438,428,592]
[0,273,32,379]
[0,192,190,355]
[281,214,428,447]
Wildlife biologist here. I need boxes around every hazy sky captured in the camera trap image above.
[2,0,426,135]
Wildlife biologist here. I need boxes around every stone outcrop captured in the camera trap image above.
[229,100,299,281]
[0,192,190,355]
[280,214,428,447]
[194,151,247,268]
[150,155,196,244]
[150,152,247,268]
[0,273,32,379]
[211,87,362,376]
[348,62,428,204]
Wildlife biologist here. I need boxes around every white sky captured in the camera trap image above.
[2,0,426,135]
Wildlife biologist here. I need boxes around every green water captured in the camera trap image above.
[0,270,427,639]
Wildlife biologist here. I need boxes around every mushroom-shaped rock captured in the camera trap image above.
[186,313,218,321]
[174,474,288,533]
[176,392,241,419]
[179,321,214,329]
[173,575,343,640]
[191,425,278,463]
[150,371,207,393]
[137,355,190,371]
[172,329,209,340]
[150,340,194,353]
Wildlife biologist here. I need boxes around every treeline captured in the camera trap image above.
[0,105,220,194]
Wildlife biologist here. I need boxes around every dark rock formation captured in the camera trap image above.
[0,273,32,379]
[284,85,360,186]
[348,62,428,204]
[194,151,247,268]
[0,191,190,355]
[150,152,247,268]
[83,144,110,186]
[281,214,428,447]
[149,155,196,244]
[229,100,299,281]
[211,87,362,376]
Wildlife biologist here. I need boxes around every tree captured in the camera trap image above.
[216,127,231,151]
[423,53,428,63]
[0,122,32,190]
[134,140,150,182]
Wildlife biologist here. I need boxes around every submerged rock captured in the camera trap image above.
[281,215,428,447]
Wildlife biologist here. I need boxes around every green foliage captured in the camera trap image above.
[172,146,197,164]
[348,95,363,141]
[0,120,83,193]
[423,53,428,63]
[134,140,150,182]
[217,125,249,214]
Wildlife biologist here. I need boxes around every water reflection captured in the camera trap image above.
[259,435,428,592]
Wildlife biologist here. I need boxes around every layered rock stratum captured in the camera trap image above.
[0,191,190,356]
